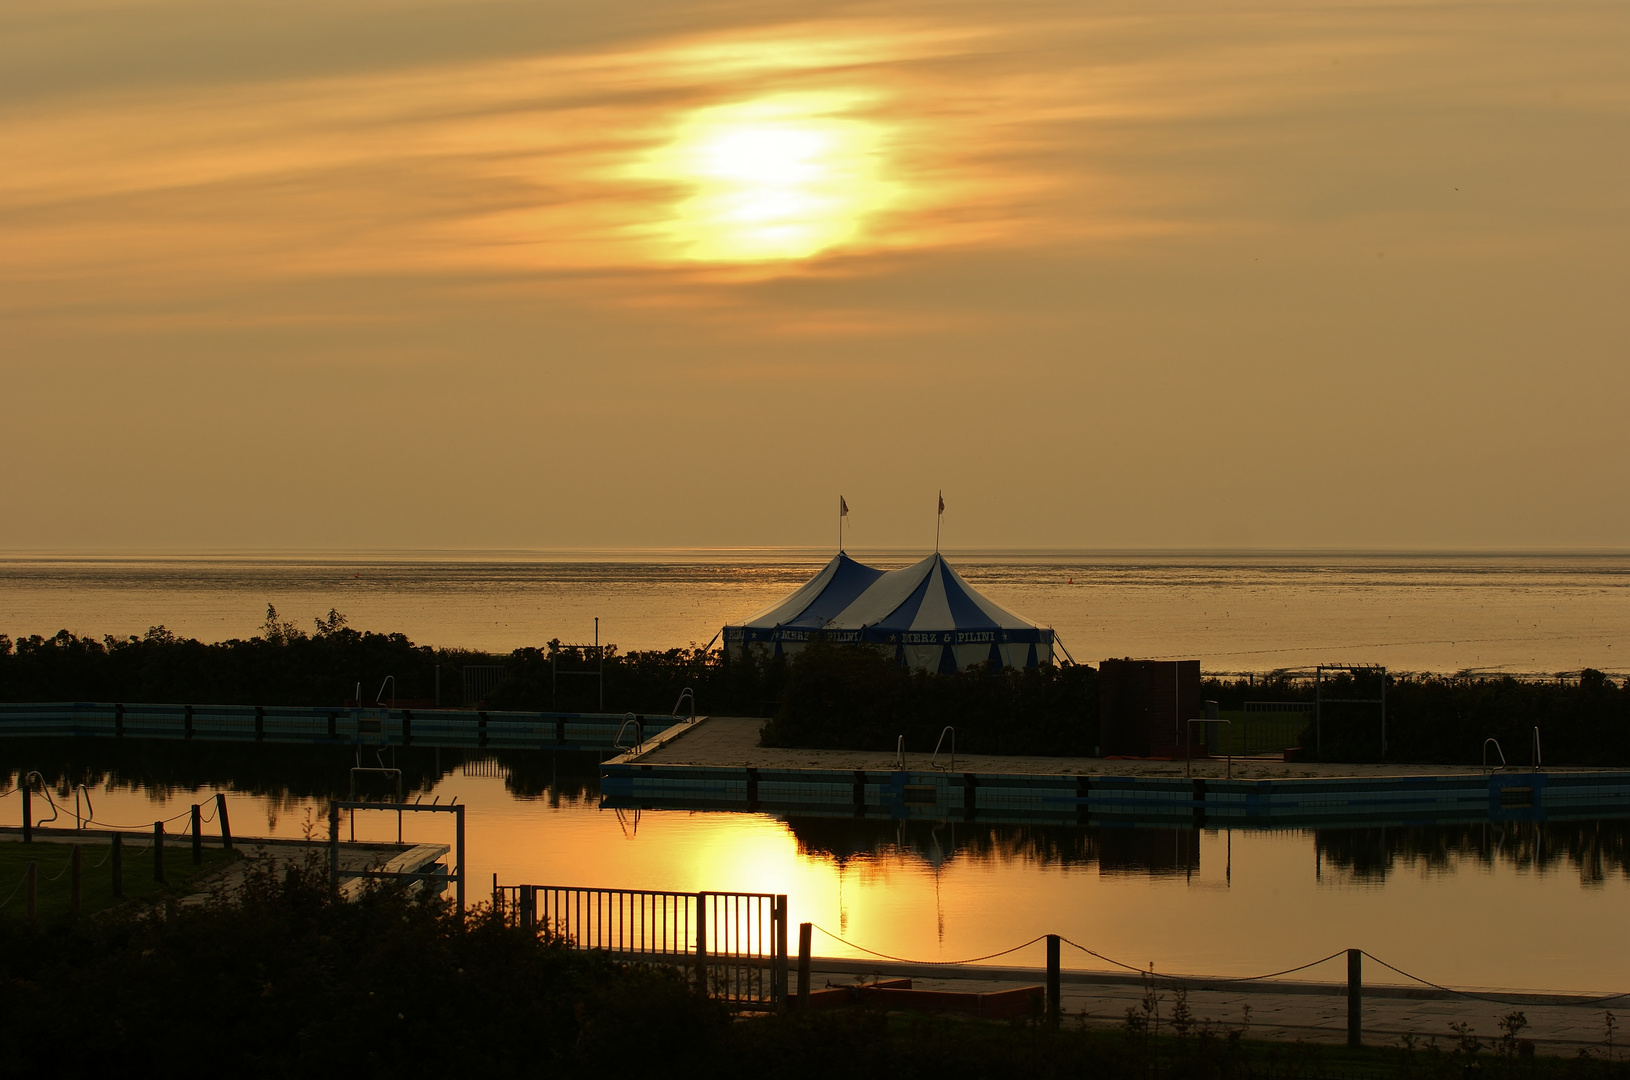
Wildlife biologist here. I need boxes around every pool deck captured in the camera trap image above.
[622,716,1536,779]
[0,828,450,907]
[603,716,1630,826]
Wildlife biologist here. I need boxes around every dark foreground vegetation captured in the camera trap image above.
[4,863,1628,1077]
[3,612,1629,765]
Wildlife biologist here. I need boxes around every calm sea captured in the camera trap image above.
[2,549,1627,674]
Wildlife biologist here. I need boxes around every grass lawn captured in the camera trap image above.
[0,836,239,921]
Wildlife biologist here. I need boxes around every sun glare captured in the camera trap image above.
[650,96,893,263]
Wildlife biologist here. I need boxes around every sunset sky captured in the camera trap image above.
[3,0,1626,552]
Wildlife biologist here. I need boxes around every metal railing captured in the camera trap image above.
[614,715,644,755]
[495,885,788,1008]
[671,687,695,720]
[72,783,94,831]
[931,726,956,771]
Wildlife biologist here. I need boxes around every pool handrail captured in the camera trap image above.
[672,687,696,721]
[615,714,645,755]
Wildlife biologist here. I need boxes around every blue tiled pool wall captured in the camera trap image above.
[602,763,1630,825]
[0,701,679,750]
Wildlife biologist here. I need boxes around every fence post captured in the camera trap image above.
[454,804,466,917]
[191,804,203,864]
[328,803,340,893]
[216,793,233,850]
[153,821,165,883]
[71,845,82,914]
[1347,948,1363,1046]
[25,860,37,921]
[694,894,708,993]
[22,785,31,843]
[111,833,124,898]
[797,922,812,1009]
[1047,934,1062,1025]
[774,895,789,1009]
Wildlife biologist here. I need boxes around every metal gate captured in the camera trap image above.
[495,884,788,1008]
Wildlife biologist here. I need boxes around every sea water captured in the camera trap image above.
[1,549,1626,673]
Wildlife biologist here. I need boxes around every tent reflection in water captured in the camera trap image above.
[722,552,1055,672]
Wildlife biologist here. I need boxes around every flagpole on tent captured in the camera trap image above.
[935,491,944,553]
[839,495,849,553]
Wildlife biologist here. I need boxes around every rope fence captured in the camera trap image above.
[812,925,1047,966]
[805,926,1630,1008]
[0,866,30,910]
[1360,950,1630,1007]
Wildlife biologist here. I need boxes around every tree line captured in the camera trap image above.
[2,612,1627,765]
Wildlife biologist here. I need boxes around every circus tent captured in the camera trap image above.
[722,552,1054,672]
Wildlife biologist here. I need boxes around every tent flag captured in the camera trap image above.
[722,550,1054,672]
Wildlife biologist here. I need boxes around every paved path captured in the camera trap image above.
[807,962,1628,1052]
[635,717,1544,779]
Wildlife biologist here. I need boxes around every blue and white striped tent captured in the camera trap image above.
[723,552,1054,672]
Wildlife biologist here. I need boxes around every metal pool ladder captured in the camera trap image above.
[671,687,695,720]
[615,714,645,755]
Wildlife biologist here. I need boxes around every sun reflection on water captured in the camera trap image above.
[648,95,895,263]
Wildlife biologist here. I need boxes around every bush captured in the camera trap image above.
[0,858,726,1073]
[760,640,1098,757]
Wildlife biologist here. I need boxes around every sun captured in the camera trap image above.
[650,95,893,263]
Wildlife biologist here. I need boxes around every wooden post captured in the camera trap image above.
[774,895,789,1009]
[694,895,708,993]
[216,793,233,850]
[1347,948,1363,1046]
[153,821,165,882]
[454,804,466,916]
[21,785,31,843]
[25,860,37,921]
[111,833,124,898]
[797,922,812,1009]
[70,845,82,914]
[191,804,203,864]
[1046,934,1062,1025]
[328,803,340,893]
